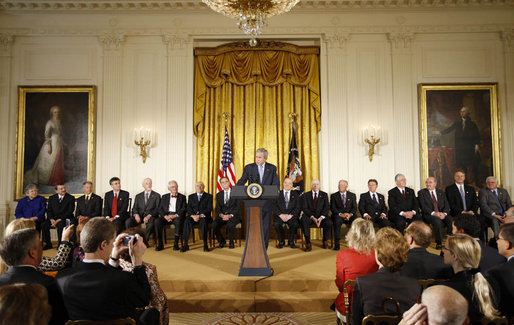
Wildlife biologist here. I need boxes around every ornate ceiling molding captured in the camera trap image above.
[0,0,512,12]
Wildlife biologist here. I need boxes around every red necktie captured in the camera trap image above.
[431,192,439,213]
[112,193,118,217]
[402,189,406,200]
[313,192,318,208]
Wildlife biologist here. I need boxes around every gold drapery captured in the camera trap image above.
[194,41,321,195]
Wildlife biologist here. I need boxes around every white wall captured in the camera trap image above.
[0,5,513,230]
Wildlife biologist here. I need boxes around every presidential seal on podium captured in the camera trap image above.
[246,183,263,199]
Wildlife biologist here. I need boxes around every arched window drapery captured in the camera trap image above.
[194,41,321,195]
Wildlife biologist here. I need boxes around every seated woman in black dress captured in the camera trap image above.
[351,227,421,325]
[442,233,499,320]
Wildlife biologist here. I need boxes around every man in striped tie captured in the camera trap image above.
[418,177,451,250]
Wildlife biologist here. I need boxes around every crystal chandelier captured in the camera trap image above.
[203,0,300,46]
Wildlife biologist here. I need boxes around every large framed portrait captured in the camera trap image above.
[15,86,96,199]
[419,83,500,190]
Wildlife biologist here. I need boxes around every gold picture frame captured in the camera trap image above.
[419,83,500,190]
[15,86,96,200]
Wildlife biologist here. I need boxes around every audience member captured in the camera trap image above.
[183,181,213,252]
[301,179,332,251]
[351,227,421,325]
[452,214,505,272]
[442,233,499,320]
[103,177,130,234]
[486,223,514,318]
[272,177,299,249]
[388,174,420,233]
[14,184,46,239]
[479,176,512,238]
[0,228,68,325]
[0,283,52,325]
[56,217,151,323]
[75,181,103,241]
[331,180,357,251]
[214,177,243,249]
[121,228,168,325]
[0,219,74,274]
[126,178,161,243]
[400,221,452,279]
[42,184,76,249]
[399,285,469,325]
[358,179,390,229]
[418,177,451,249]
[156,180,187,251]
[334,219,378,321]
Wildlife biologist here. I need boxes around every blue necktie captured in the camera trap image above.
[493,190,504,215]
[259,165,264,184]
[459,186,467,211]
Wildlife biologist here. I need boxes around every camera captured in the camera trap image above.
[65,219,71,227]
[123,235,138,246]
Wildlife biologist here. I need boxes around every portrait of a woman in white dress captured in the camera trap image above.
[25,105,65,187]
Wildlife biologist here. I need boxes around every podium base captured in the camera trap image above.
[238,267,273,277]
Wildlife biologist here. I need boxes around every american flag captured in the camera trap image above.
[286,121,304,193]
[217,127,236,192]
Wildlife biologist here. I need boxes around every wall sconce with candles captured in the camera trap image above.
[133,127,154,163]
[363,125,382,162]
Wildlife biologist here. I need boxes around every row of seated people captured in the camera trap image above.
[334,218,513,324]
[15,170,512,254]
[0,217,167,325]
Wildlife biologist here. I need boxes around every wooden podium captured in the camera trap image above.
[232,185,278,277]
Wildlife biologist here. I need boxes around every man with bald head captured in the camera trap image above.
[388,174,420,234]
[126,178,161,243]
[400,285,469,325]
[273,178,301,249]
[479,176,512,238]
[301,179,332,251]
[183,181,213,252]
[400,221,452,279]
[330,180,357,251]
[418,177,451,250]
[155,180,187,251]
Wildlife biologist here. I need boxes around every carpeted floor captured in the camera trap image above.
[170,312,336,325]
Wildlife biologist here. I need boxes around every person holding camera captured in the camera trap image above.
[57,217,154,324]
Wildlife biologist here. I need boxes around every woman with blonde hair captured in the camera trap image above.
[334,218,378,320]
[0,218,74,274]
[0,283,52,325]
[442,233,499,319]
[352,227,421,324]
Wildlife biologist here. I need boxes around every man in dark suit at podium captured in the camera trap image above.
[42,184,76,248]
[103,177,130,234]
[155,180,187,251]
[273,178,301,249]
[388,173,420,233]
[359,179,390,229]
[236,148,280,249]
[301,179,332,251]
[213,177,242,249]
[331,179,357,250]
[183,181,213,252]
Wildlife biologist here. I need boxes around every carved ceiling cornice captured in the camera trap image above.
[0,0,512,12]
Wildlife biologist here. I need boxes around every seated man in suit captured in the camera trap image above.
[14,183,46,243]
[42,184,76,249]
[183,182,213,252]
[103,177,130,234]
[331,180,357,251]
[155,180,187,251]
[418,177,451,250]
[486,223,514,318]
[213,177,242,249]
[359,179,390,229]
[479,176,512,238]
[56,217,151,323]
[452,213,505,272]
[126,178,161,244]
[400,221,453,279]
[273,177,301,249]
[0,228,68,325]
[75,181,103,241]
[445,170,479,218]
[388,173,420,233]
[301,179,332,251]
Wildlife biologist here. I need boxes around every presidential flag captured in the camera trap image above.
[286,121,304,192]
[217,127,236,192]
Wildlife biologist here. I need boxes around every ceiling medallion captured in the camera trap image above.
[202,0,300,46]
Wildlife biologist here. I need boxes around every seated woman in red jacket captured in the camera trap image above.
[334,218,378,321]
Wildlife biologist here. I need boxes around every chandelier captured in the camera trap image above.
[203,0,300,46]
